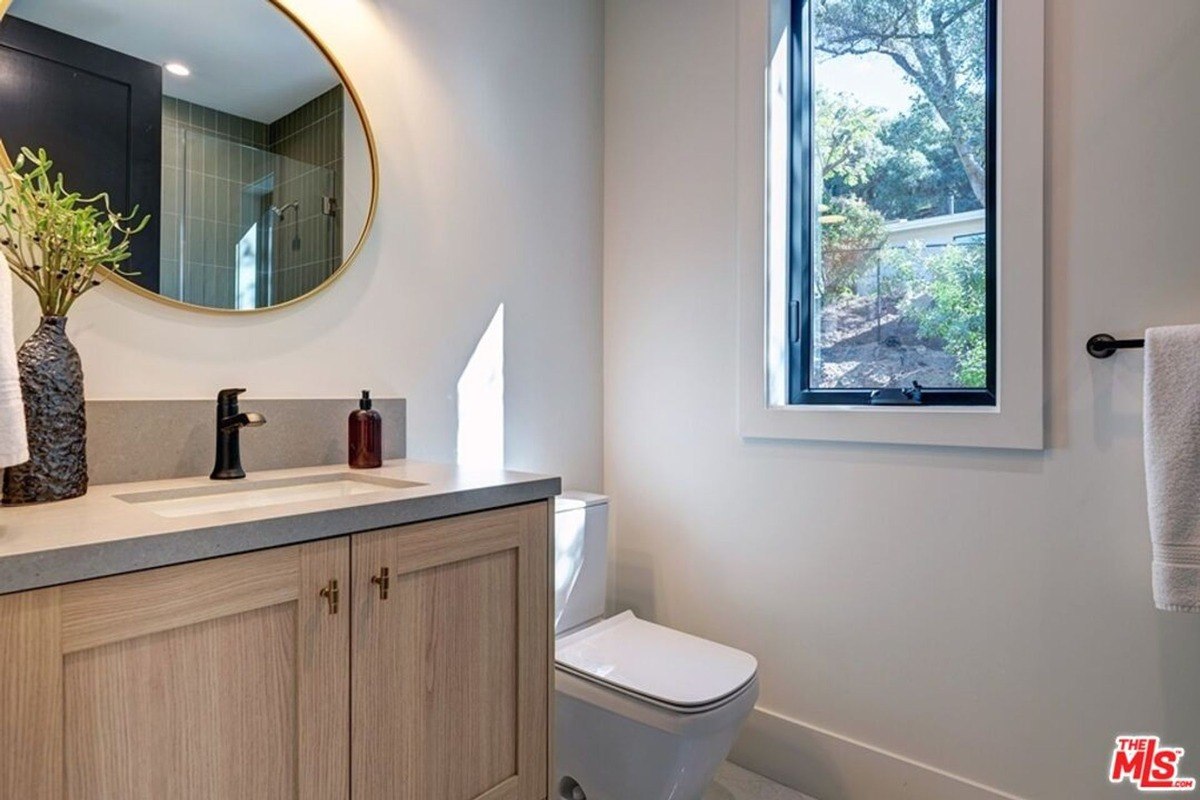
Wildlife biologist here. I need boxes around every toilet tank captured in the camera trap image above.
[554,491,609,635]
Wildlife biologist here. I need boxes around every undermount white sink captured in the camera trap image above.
[116,473,426,518]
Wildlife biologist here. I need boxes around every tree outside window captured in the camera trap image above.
[800,0,991,394]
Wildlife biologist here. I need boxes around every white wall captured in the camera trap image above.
[12,0,604,489]
[604,1,1200,798]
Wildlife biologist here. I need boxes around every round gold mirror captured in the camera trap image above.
[0,0,377,312]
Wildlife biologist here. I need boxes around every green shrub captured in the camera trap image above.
[818,196,886,296]
[885,241,987,387]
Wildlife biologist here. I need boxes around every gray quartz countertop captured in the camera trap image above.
[0,460,561,595]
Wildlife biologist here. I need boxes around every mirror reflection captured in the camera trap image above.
[0,0,375,311]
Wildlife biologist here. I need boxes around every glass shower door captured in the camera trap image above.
[161,127,339,310]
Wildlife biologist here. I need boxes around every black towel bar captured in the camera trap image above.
[1087,333,1145,359]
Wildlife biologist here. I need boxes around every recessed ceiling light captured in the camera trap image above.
[165,62,191,77]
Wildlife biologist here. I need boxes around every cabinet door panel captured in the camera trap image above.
[64,602,298,800]
[0,537,350,800]
[352,503,549,800]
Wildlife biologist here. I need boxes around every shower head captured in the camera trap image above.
[269,201,300,220]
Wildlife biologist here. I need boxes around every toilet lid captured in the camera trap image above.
[555,611,758,709]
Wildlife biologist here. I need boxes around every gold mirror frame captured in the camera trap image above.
[97,0,380,315]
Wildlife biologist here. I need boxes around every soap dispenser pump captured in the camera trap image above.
[348,390,383,469]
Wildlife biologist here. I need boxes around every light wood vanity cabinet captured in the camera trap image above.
[0,502,552,800]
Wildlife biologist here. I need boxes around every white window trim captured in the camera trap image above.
[737,0,1045,450]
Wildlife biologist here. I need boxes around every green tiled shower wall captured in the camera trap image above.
[160,88,344,308]
[268,86,344,304]
[160,96,267,308]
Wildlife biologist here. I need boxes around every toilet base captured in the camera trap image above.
[554,669,759,800]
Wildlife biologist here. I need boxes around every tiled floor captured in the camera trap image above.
[705,762,817,800]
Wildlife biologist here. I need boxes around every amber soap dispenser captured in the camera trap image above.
[348,390,383,469]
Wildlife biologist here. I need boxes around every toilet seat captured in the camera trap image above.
[555,611,758,714]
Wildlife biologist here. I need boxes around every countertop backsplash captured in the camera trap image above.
[84,398,406,485]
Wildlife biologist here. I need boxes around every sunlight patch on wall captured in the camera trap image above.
[456,304,505,469]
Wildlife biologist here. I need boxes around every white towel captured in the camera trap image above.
[0,268,27,468]
[1144,325,1200,612]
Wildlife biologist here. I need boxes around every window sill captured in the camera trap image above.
[739,401,1042,450]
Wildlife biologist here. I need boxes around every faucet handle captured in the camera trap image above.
[216,388,247,414]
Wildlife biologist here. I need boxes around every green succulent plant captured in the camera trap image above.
[0,145,149,316]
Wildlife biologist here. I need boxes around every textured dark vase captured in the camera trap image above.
[2,316,87,505]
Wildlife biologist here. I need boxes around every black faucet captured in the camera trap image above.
[210,388,266,480]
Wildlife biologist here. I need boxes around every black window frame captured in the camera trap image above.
[786,0,998,407]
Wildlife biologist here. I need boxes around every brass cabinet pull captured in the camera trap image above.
[319,579,339,614]
[371,567,390,600]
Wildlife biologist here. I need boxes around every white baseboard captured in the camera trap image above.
[728,707,1028,800]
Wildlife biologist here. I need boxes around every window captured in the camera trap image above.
[739,0,1042,449]
[788,0,996,406]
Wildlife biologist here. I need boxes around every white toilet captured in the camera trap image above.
[554,492,759,800]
